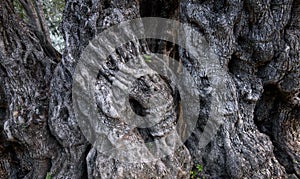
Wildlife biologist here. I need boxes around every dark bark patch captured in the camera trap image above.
[129,97,148,117]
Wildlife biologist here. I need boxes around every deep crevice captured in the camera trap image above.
[136,127,155,143]
[139,0,180,18]
[254,84,281,137]
[254,84,298,176]
[228,53,240,75]
[82,144,92,179]
[129,97,148,117]
[139,0,180,62]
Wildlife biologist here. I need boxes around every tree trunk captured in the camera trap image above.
[0,0,299,179]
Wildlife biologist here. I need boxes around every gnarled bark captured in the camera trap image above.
[0,0,299,178]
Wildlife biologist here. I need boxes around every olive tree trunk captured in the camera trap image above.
[0,0,299,178]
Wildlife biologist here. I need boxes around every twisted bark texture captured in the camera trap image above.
[0,0,299,178]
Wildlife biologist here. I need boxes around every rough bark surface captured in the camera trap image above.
[0,0,299,179]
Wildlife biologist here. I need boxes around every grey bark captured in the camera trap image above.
[0,0,299,179]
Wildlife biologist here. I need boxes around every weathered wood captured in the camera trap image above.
[0,0,299,178]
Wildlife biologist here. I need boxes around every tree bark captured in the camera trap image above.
[0,0,299,179]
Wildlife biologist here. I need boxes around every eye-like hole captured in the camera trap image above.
[129,97,148,117]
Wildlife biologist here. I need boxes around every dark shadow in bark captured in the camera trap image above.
[140,0,180,18]
[254,84,298,176]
